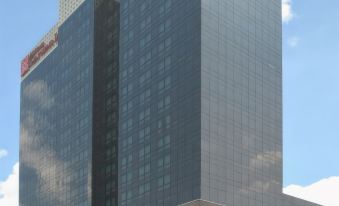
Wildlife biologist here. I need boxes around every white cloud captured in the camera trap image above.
[288,36,300,47]
[284,177,339,206]
[282,0,294,23]
[0,149,8,159]
[0,163,19,206]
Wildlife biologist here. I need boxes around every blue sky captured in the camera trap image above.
[0,0,338,205]
[282,0,339,186]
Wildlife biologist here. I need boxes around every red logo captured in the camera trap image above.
[21,33,58,77]
[21,56,30,77]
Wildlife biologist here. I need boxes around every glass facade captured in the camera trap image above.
[20,1,321,206]
[92,0,120,206]
[20,0,120,206]
[199,0,319,206]
[20,1,94,205]
[118,0,201,205]
[119,1,320,206]
[201,0,283,204]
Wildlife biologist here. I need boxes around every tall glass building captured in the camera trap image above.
[20,0,119,205]
[20,0,321,206]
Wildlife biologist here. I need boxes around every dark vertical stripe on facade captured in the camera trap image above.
[92,0,120,205]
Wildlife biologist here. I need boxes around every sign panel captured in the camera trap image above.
[21,55,30,77]
[21,33,58,77]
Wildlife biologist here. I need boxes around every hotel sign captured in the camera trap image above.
[21,33,58,77]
